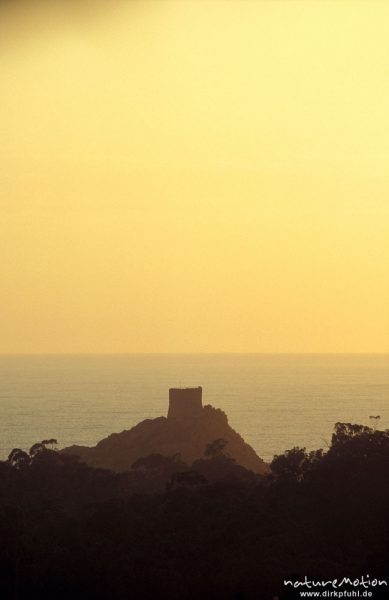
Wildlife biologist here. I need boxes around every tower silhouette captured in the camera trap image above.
[168,387,203,421]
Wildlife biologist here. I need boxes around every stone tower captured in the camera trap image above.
[168,387,203,421]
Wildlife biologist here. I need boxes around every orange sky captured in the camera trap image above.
[1,0,388,353]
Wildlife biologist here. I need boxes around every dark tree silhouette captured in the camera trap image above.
[1,423,388,600]
[7,448,30,469]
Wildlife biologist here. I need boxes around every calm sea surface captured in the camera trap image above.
[0,354,388,462]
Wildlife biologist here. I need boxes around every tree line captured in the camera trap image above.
[0,423,388,599]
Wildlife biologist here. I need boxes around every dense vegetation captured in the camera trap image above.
[0,423,388,599]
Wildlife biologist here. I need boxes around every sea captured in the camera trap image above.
[0,353,388,463]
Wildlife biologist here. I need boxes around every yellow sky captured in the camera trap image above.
[1,0,388,353]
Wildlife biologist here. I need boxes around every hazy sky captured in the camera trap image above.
[1,0,388,353]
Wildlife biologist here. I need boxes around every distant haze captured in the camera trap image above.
[1,1,388,353]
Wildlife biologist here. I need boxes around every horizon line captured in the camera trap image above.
[0,351,388,357]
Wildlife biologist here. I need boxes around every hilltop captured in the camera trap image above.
[62,387,269,475]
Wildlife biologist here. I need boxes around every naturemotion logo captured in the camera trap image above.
[283,575,387,598]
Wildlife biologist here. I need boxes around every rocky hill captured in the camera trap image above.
[62,392,269,475]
